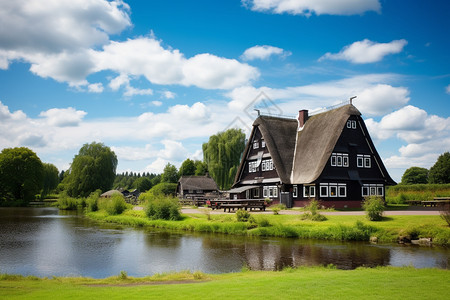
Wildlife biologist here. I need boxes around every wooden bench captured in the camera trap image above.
[221,204,245,212]
[421,198,450,207]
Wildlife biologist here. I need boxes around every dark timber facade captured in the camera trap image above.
[232,104,396,208]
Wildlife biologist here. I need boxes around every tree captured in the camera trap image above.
[133,176,152,192]
[202,128,246,190]
[194,160,208,176]
[63,142,118,197]
[428,152,450,184]
[161,163,178,183]
[0,147,44,203]
[41,163,59,197]
[178,158,196,177]
[401,167,428,185]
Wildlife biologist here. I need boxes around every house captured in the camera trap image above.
[177,175,219,199]
[231,103,395,208]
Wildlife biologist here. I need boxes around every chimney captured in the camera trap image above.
[297,109,308,131]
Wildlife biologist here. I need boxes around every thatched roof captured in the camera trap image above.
[100,190,123,198]
[178,175,218,191]
[291,104,361,184]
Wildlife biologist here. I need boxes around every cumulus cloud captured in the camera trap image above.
[241,45,290,61]
[1,2,258,90]
[365,105,450,168]
[162,91,176,99]
[39,107,87,127]
[152,101,163,107]
[243,0,381,16]
[319,39,408,64]
[88,83,104,93]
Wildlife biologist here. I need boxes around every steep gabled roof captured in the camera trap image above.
[254,116,298,183]
[291,104,361,183]
[178,175,218,191]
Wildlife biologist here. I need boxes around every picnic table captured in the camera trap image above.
[407,197,450,207]
[207,199,266,212]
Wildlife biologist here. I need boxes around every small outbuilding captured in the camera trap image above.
[177,175,219,199]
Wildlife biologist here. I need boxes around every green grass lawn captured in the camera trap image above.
[1,267,448,299]
[87,209,450,246]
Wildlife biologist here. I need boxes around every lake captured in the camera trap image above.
[0,207,448,278]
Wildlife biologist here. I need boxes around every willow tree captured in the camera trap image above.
[202,128,245,190]
[63,142,118,197]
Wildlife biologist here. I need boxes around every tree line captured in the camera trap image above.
[400,152,450,185]
[0,128,246,205]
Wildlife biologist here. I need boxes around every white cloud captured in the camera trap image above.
[446,84,450,94]
[88,83,104,93]
[241,45,290,61]
[39,107,87,127]
[319,39,408,64]
[168,102,208,120]
[152,101,163,107]
[162,91,176,99]
[1,3,258,91]
[227,74,408,116]
[123,86,153,97]
[243,0,381,16]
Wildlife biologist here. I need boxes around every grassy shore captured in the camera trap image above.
[86,209,450,246]
[1,267,448,299]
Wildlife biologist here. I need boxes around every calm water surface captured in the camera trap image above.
[0,207,448,278]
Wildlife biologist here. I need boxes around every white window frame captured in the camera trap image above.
[293,185,298,198]
[331,155,337,166]
[364,155,371,168]
[337,155,343,167]
[362,184,384,197]
[357,155,364,168]
[261,140,265,148]
[263,187,268,198]
[320,184,328,197]
[329,184,338,197]
[253,141,259,149]
[347,120,356,129]
[343,154,349,167]
[338,184,347,197]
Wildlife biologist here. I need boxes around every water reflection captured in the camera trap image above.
[0,207,448,278]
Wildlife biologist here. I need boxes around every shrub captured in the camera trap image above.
[257,217,271,227]
[56,193,80,210]
[236,209,251,222]
[143,182,177,198]
[145,196,181,220]
[301,199,327,221]
[440,202,450,226]
[98,194,127,215]
[86,189,101,212]
[362,196,385,221]
[270,203,286,215]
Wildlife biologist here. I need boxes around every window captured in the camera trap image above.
[331,153,349,168]
[254,188,260,198]
[263,186,278,198]
[303,185,316,198]
[347,120,356,129]
[262,159,273,171]
[329,184,338,197]
[253,141,259,149]
[293,185,298,198]
[319,183,346,198]
[197,189,203,194]
[338,184,347,197]
[248,161,259,173]
[357,154,371,168]
[320,184,328,197]
[364,156,371,168]
[362,184,384,197]
[261,140,266,148]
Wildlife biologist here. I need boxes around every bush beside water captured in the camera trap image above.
[98,194,127,215]
[362,196,385,221]
[144,196,181,221]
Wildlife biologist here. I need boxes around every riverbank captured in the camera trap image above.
[1,267,448,299]
[86,208,450,246]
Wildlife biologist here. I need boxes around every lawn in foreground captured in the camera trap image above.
[1,267,448,299]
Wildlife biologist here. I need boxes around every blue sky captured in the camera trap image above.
[0,0,449,182]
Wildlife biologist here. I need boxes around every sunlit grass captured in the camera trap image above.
[1,267,448,300]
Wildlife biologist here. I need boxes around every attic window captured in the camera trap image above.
[248,161,259,173]
[347,120,356,129]
[261,159,273,171]
[331,153,349,167]
[253,141,259,149]
[358,154,371,168]
[261,140,265,148]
